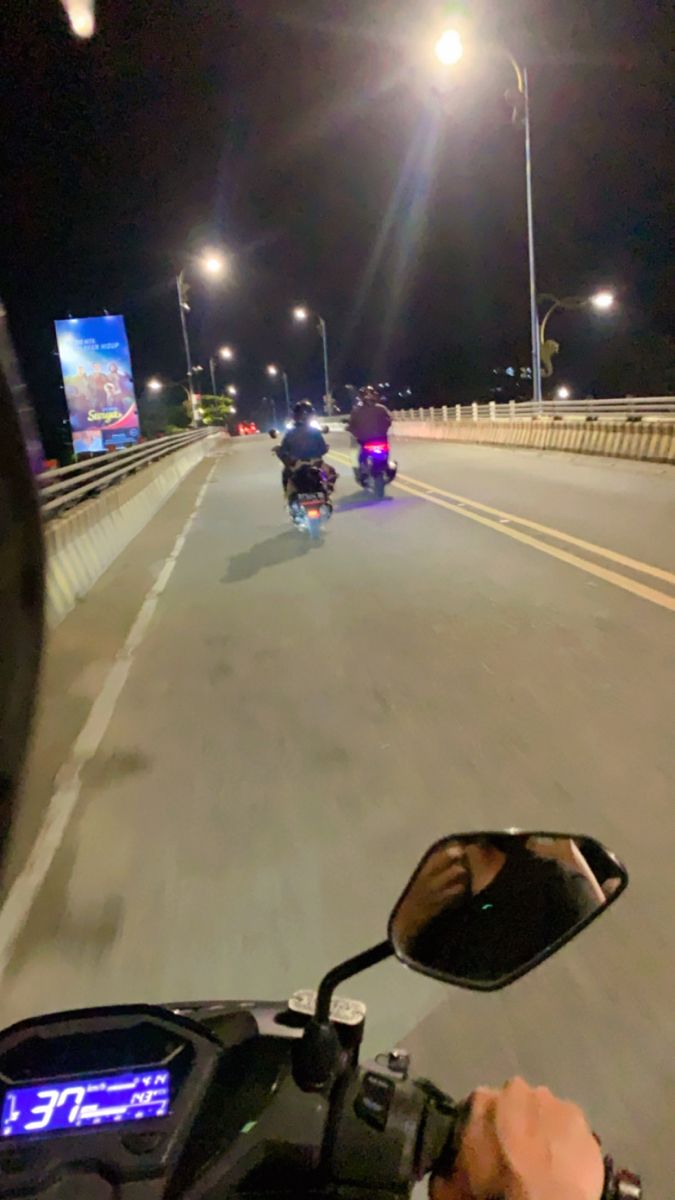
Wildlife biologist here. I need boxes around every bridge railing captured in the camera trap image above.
[37,430,212,520]
[395,397,675,423]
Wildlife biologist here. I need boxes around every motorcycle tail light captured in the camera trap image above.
[364,442,389,454]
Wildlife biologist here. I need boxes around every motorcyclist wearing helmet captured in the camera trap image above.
[347,386,393,484]
[276,400,334,499]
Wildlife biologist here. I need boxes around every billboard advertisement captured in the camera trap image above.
[54,315,140,454]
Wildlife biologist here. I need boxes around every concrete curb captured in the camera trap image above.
[392,418,675,465]
[44,436,216,627]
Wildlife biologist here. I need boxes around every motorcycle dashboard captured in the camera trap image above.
[1,1067,171,1137]
[0,1005,225,1197]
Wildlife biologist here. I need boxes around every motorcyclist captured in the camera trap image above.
[0,359,621,1200]
[276,399,336,500]
[346,386,393,483]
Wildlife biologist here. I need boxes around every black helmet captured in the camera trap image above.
[0,361,45,876]
[293,399,313,422]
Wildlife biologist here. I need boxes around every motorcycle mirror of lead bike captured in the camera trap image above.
[293,829,627,1091]
[268,428,278,439]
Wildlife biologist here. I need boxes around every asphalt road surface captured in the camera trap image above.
[2,434,674,1190]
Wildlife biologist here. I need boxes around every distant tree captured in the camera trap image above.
[198,394,235,426]
[592,331,675,397]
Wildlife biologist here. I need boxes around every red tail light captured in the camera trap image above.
[364,442,389,454]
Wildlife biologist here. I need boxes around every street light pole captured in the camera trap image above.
[281,370,291,417]
[522,68,543,410]
[176,270,199,425]
[267,365,291,418]
[505,56,541,409]
[317,316,332,414]
[435,36,542,411]
[293,306,333,414]
[539,298,563,345]
[175,252,228,426]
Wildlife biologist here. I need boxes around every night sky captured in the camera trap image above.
[2,0,673,453]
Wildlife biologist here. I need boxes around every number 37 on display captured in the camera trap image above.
[25,1087,86,1130]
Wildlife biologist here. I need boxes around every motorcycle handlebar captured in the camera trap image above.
[329,1068,641,1200]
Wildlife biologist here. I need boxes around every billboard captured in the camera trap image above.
[54,315,140,454]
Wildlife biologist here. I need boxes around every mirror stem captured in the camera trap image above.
[316,940,392,1022]
[294,942,393,1092]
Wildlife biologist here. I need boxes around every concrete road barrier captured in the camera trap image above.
[44,434,219,627]
[392,417,675,465]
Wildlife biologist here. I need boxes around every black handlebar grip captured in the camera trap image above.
[412,1079,463,1181]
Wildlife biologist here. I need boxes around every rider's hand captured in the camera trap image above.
[392,842,468,948]
[430,1076,604,1200]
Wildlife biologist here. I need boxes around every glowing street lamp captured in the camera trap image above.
[435,29,463,66]
[209,344,236,393]
[591,290,615,311]
[556,386,571,400]
[292,303,333,414]
[201,251,227,277]
[175,248,228,424]
[147,377,163,393]
[540,290,617,341]
[538,289,618,377]
[267,363,291,416]
[226,385,238,397]
[434,31,542,407]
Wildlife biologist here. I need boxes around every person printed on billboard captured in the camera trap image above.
[88,363,110,412]
[107,361,133,398]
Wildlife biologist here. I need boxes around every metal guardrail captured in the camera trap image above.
[37,430,211,520]
[395,397,675,423]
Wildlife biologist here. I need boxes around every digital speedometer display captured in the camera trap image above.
[1,1070,170,1137]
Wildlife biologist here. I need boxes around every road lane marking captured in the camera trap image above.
[331,450,674,586]
[0,463,218,977]
[396,468,675,587]
[394,481,675,613]
[329,451,675,613]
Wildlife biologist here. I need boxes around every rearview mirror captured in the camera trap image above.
[389,831,627,991]
[268,429,278,439]
[322,425,330,434]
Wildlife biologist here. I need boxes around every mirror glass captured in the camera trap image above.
[268,429,278,439]
[389,831,627,990]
